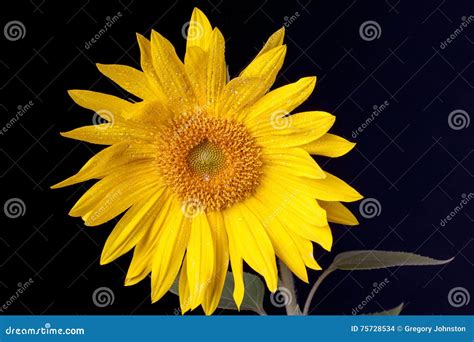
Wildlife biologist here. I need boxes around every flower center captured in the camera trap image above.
[157,113,262,212]
[187,140,226,178]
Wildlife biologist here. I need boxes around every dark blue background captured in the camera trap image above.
[1,0,473,315]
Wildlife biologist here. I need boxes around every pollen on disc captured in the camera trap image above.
[156,113,263,211]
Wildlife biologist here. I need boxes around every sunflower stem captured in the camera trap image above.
[302,267,335,315]
[278,260,302,315]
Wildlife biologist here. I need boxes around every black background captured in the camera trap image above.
[1,0,473,315]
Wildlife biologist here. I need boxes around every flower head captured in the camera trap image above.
[53,8,362,315]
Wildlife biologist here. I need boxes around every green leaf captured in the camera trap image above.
[366,303,404,315]
[330,250,453,271]
[169,271,266,314]
[218,272,265,314]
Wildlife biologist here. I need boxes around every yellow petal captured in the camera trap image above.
[262,147,325,179]
[96,64,156,100]
[244,197,308,282]
[186,213,215,309]
[125,193,175,286]
[60,122,157,145]
[223,203,278,292]
[257,173,328,226]
[227,229,244,309]
[291,234,322,270]
[255,174,332,250]
[151,200,190,302]
[184,46,208,105]
[319,200,359,225]
[136,33,167,103]
[178,257,192,314]
[122,100,175,128]
[100,188,166,264]
[151,30,197,114]
[51,142,157,189]
[206,28,226,113]
[83,177,162,226]
[300,133,356,157]
[252,110,335,137]
[217,77,265,118]
[82,177,164,227]
[311,225,333,252]
[254,111,335,148]
[307,172,363,202]
[256,27,285,57]
[244,76,316,125]
[185,8,213,52]
[240,45,286,94]
[68,161,158,219]
[202,211,229,315]
[68,90,132,119]
[263,196,332,252]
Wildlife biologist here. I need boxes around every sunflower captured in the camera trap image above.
[53,8,362,315]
